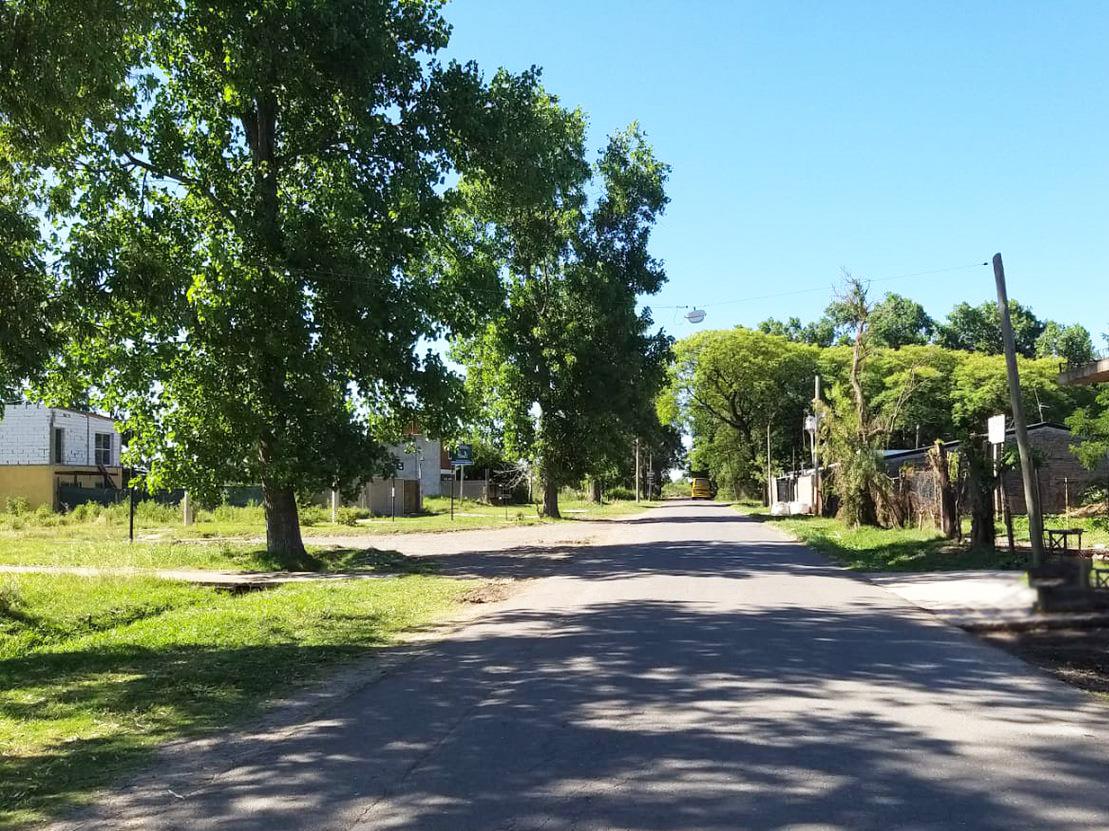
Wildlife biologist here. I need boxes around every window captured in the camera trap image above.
[94,433,113,466]
[53,428,64,464]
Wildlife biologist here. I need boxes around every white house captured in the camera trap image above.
[0,403,124,509]
[351,434,451,515]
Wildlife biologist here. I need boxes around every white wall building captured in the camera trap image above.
[0,403,124,509]
[0,403,120,467]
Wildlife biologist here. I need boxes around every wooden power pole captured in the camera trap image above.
[813,375,822,516]
[992,252,1045,566]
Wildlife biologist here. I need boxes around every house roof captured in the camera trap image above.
[3,401,116,423]
[881,421,1071,464]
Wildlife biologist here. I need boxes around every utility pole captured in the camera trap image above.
[766,422,772,506]
[993,253,1044,566]
[634,437,641,503]
[813,375,822,516]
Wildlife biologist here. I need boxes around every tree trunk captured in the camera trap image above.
[966,445,996,550]
[262,481,308,566]
[929,443,958,539]
[542,476,561,519]
[589,478,602,503]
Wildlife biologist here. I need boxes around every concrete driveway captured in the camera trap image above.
[53,501,1109,830]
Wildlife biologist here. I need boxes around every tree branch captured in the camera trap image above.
[122,151,239,230]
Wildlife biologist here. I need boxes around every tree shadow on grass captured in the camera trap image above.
[0,634,390,826]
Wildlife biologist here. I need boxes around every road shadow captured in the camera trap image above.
[55,595,1109,830]
[428,537,850,581]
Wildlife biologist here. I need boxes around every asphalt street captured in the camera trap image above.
[53,501,1109,830]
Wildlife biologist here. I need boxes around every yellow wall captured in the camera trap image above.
[0,466,55,510]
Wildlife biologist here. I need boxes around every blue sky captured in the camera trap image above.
[445,1,1109,342]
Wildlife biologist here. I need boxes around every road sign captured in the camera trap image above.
[988,414,1006,445]
[450,443,474,466]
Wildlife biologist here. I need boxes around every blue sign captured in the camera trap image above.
[450,443,474,466]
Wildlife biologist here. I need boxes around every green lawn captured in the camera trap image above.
[0,572,469,828]
[0,498,655,573]
[738,506,1029,572]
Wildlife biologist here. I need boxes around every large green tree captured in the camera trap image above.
[937,299,1044,357]
[2,1,532,561]
[868,292,934,348]
[1035,321,1096,366]
[452,106,672,517]
[663,328,818,498]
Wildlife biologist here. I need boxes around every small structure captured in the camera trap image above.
[351,434,448,515]
[1057,358,1109,387]
[0,403,125,510]
[770,469,819,515]
[886,422,1109,517]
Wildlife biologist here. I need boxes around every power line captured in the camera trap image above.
[652,262,988,311]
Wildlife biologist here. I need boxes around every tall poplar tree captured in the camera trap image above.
[1,1,529,561]
[448,88,671,517]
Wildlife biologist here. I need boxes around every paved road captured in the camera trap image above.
[54,502,1109,830]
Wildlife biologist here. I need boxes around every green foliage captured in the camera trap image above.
[758,315,837,347]
[1036,321,1096,365]
[664,327,818,496]
[1,1,560,558]
[449,97,672,516]
[336,506,368,526]
[868,292,934,348]
[936,299,1044,357]
[1068,386,1109,470]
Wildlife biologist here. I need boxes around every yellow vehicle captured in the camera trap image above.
[690,476,713,500]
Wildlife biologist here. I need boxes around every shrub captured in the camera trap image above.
[68,502,103,522]
[336,506,369,526]
[299,505,326,527]
[4,497,30,516]
[605,486,635,501]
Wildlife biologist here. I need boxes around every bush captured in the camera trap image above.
[68,502,103,522]
[4,497,30,516]
[605,486,635,501]
[336,506,369,526]
[299,505,327,527]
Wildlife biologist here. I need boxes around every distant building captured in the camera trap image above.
[351,434,452,515]
[0,403,124,510]
[885,422,1109,516]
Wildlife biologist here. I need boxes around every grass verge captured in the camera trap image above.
[0,573,468,828]
[741,508,1029,572]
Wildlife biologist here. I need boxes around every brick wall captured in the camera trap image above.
[0,404,120,467]
[1001,426,1109,514]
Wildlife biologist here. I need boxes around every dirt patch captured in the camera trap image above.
[461,579,520,604]
[979,627,1109,695]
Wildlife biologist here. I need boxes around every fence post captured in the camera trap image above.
[182,491,194,526]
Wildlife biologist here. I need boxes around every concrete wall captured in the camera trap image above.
[385,436,444,498]
[0,404,119,467]
[0,465,54,509]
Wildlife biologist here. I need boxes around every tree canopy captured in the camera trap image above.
[448,95,673,517]
[1,0,603,559]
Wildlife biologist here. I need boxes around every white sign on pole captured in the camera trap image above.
[987,414,1006,445]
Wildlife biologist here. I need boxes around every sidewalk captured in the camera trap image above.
[871,569,1109,630]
